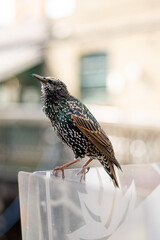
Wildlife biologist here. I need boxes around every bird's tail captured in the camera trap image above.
[100,159,119,188]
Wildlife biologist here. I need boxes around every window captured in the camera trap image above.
[80,53,107,104]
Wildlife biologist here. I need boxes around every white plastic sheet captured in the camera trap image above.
[18,163,160,240]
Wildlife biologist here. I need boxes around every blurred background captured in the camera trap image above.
[0,0,160,239]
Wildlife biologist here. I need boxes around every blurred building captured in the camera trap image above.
[46,0,160,112]
[1,0,160,177]
[0,0,48,105]
[1,0,160,174]
[1,0,160,111]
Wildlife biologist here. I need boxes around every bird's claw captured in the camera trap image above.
[77,167,90,182]
[53,166,65,179]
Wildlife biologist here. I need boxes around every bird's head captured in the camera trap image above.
[32,74,69,103]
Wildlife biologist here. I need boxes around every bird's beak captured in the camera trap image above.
[32,74,48,83]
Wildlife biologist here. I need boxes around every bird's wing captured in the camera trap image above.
[71,112,121,169]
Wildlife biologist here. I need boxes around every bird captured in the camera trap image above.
[32,74,121,187]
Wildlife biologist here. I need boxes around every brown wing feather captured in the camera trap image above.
[71,114,121,169]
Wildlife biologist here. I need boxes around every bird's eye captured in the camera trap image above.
[48,80,52,84]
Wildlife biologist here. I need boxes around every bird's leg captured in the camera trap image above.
[78,158,93,182]
[53,158,82,179]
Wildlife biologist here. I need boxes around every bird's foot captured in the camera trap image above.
[53,166,65,179]
[77,167,90,182]
[52,159,82,180]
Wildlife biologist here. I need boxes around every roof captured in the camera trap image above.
[0,20,48,81]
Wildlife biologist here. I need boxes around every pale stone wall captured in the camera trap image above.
[45,0,160,112]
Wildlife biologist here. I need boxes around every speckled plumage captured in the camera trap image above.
[33,74,121,187]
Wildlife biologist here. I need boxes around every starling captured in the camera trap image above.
[33,74,121,187]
